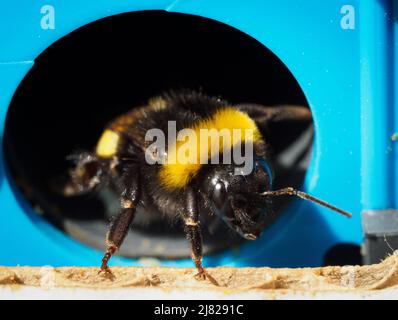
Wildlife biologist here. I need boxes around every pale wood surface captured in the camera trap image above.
[1,251,397,299]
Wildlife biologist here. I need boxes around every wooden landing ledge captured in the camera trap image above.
[1,252,398,299]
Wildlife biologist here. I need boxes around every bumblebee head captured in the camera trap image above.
[204,157,273,240]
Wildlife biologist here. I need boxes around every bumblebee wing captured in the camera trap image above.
[236,103,312,126]
[237,104,312,154]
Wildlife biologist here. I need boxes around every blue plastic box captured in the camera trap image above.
[0,0,396,268]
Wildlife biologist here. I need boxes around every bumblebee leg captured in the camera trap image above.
[185,222,204,278]
[64,152,109,196]
[100,171,141,273]
[100,207,136,273]
[183,187,206,279]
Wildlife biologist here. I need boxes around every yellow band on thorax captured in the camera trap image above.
[159,107,261,189]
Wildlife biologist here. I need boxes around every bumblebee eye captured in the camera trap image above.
[212,181,228,211]
[211,181,236,221]
[255,158,273,189]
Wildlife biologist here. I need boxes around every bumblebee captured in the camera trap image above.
[65,91,351,279]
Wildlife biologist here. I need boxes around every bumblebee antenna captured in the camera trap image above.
[261,187,352,218]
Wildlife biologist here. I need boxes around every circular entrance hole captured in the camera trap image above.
[4,11,312,259]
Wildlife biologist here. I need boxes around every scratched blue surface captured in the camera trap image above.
[0,0,393,268]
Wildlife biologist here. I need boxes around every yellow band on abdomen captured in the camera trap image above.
[96,129,120,157]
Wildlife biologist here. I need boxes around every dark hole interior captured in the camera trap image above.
[4,11,311,259]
